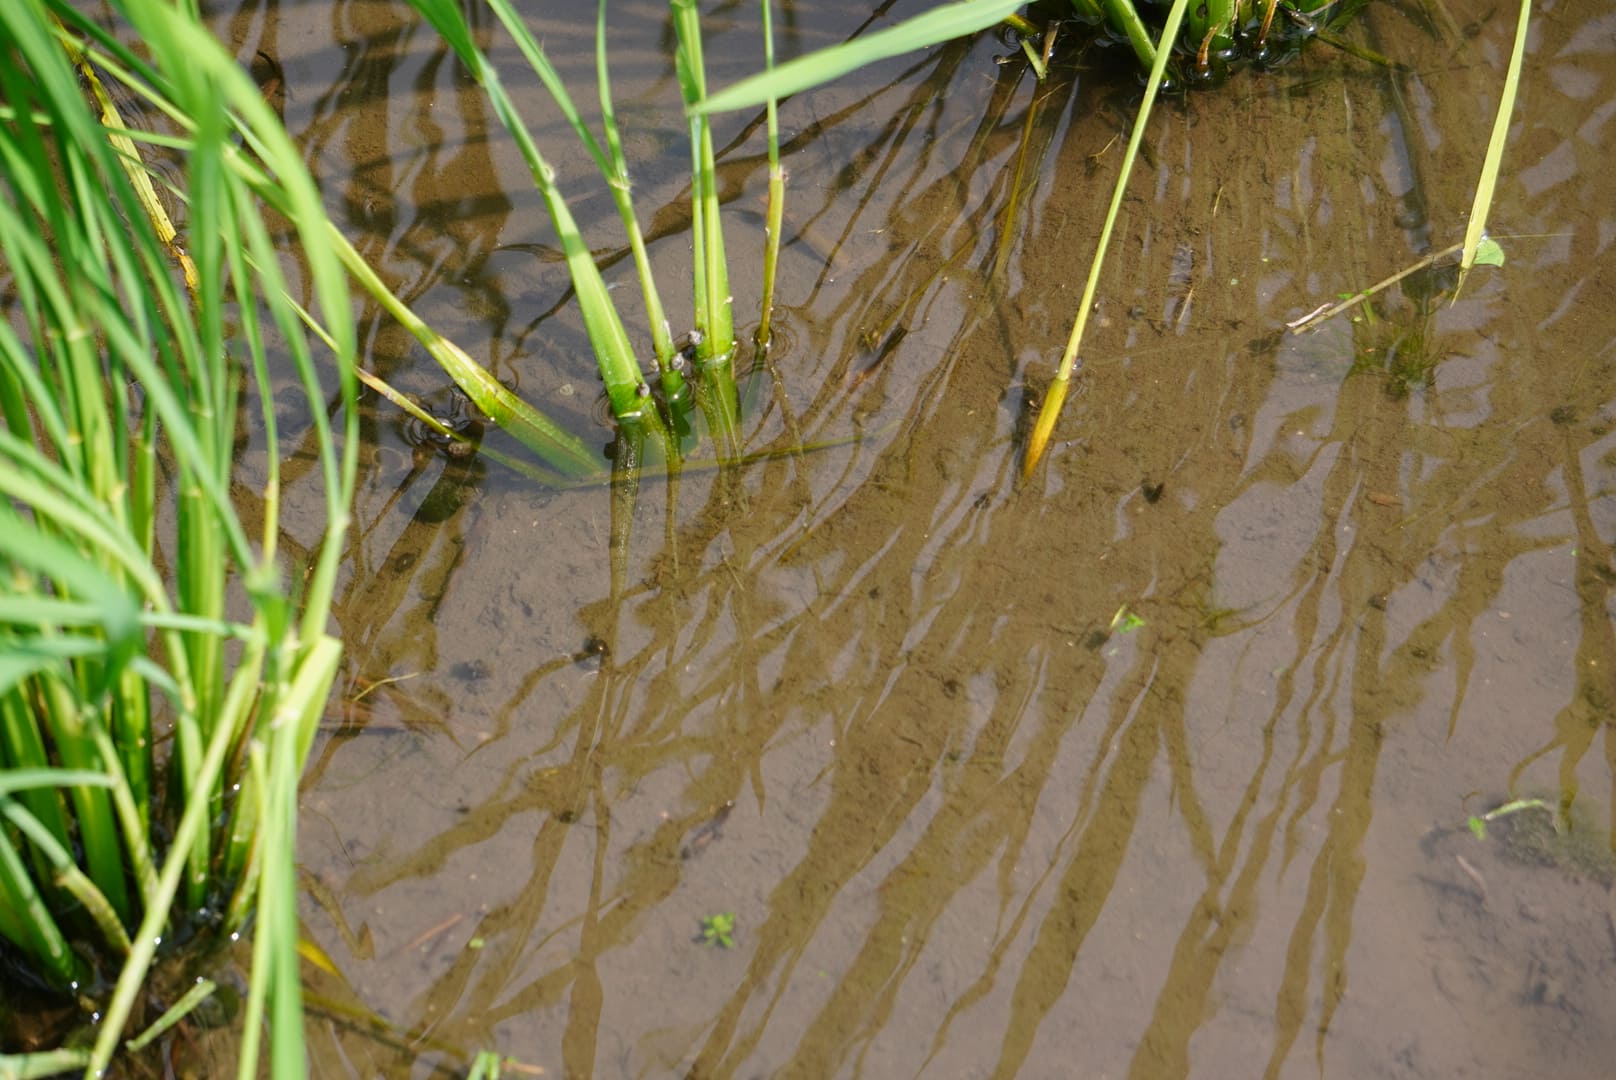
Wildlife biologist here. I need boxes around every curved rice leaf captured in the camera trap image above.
[692,0,1024,115]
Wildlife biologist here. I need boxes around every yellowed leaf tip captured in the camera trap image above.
[1020,376,1070,482]
[297,936,341,976]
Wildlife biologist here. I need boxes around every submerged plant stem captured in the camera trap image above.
[1286,241,1462,333]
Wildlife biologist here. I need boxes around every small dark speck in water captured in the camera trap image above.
[681,801,734,860]
[1393,199,1426,229]
[1246,331,1284,355]
[574,635,610,667]
[1402,262,1458,305]
[452,658,491,682]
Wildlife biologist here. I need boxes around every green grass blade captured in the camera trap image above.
[0,813,83,984]
[670,0,735,363]
[330,226,604,477]
[2,797,132,957]
[409,0,649,423]
[2,4,359,1073]
[0,1050,92,1079]
[1458,0,1529,292]
[0,767,116,797]
[355,366,575,485]
[481,0,682,384]
[1096,0,1160,71]
[692,0,1025,115]
[595,0,682,388]
[756,0,785,348]
[1024,0,1192,479]
[123,977,216,1052]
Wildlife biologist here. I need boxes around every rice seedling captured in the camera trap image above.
[1066,0,1366,82]
[0,0,358,1073]
[697,911,738,949]
[383,0,1109,494]
[399,0,764,484]
[363,3,1064,491]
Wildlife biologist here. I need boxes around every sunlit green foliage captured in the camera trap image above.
[0,0,356,1074]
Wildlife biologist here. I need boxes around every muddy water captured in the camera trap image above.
[221,1,1616,1075]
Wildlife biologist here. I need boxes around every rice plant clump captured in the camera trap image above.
[1,0,357,1072]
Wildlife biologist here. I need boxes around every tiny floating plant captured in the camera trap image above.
[697,912,737,949]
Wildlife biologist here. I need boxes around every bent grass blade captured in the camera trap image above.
[692,0,1024,116]
[327,226,603,480]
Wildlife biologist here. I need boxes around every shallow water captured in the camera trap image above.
[221,1,1616,1075]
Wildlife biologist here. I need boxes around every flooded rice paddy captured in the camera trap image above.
[218,1,1616,1075]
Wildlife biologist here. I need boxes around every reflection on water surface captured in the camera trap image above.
[223,1,1616,1075]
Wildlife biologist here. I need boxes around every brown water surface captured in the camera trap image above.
[221,1,1616,1075]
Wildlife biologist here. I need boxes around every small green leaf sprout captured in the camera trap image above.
[698,912,737,949]
[1109,605,1146,635]
[1471,235,1506,268]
